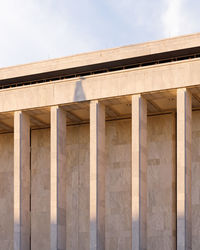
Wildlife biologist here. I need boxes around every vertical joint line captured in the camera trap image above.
[19,112,22,250]
[139,96,141,249]
[96,102,99,249]
[56,107,59,249]
[30,127,31,250]
[184,91,186,246]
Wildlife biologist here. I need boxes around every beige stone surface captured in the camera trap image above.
[1,33,200,250]
[147,114,176,250]
[66,124,90,250]
[177,89,192,250]
[0,113,179,250]
[192,111,200,250]
[90,101,105,250]
[0,133,13,250]
[105,119,132,250]
[50,106,66,250]
[31,128,50,250]
[14,111,30,250]
[132,95,147,250]
[0,58,200,113]
[105,114,176,250]
[0,32,200,80]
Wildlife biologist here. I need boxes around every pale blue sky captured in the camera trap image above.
[0,0,199,67]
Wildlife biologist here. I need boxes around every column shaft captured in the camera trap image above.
[50,106,66,250]
[90,100,105,250]
[14,111,30,250]
[177,88,192,250]
[132,95,147,250]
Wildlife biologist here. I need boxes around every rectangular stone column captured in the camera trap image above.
[50,106,66,250]
[132,94,147,250]
[177,88,192,250]
[14,111,30,250]
[90,100,105,250]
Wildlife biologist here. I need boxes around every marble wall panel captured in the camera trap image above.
[0,133,13,250]
[105,115,176,250]
[12,113,176,250]
[192,110,200,250]
[66,124,90,250]
[31,129,50,250]
[147,114,176,250]
[105,119,132,250]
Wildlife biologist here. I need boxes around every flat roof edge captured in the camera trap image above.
[0,32,200,81]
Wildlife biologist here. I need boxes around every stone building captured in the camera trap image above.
[0,33,200,250]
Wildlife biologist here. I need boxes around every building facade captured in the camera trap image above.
[0,33,200,250]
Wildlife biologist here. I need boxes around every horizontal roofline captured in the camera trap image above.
[0,32,200,86]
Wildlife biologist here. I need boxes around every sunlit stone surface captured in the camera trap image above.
[0,33,200,249]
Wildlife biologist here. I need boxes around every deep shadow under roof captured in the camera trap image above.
[1,46,200,88]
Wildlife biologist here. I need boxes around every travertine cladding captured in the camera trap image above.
[90,101,105,250]
[177,89,192,250]
[62,115,176,250]
[1,33,200,250]
[14,112,30,250]
[0,133,13,250]
[105,115,176,250]
[192,111,200,250]
[105,119,132,250]
[66,124,90,250]
[31,129,50,250]
[132,95,147,250]
[1,33,200,81]
[0,114,176,249]
[50,106,67,250]
[1,58,200,113]
[147,114,176,250]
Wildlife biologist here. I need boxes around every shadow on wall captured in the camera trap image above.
[177,215,189,249]
[73,77,86,102]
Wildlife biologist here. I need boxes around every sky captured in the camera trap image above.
[0,0,199,68]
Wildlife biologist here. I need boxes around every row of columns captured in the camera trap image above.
[13,88,191,250]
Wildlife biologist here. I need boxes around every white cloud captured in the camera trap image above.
[0,0,99,67]
[1,0,199,68]
[162,0,184,37]
[106,0,166,42]
[162,0,200,38]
